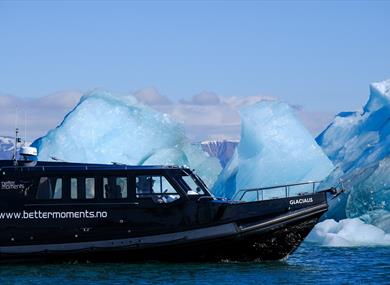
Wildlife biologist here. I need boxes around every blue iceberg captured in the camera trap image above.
[212,100,334,199]
[317,79,390,231]
[32,91,221,188]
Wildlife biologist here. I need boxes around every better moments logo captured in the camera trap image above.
[0,210,108,220]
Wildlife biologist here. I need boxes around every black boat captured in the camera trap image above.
[0,148,334,262]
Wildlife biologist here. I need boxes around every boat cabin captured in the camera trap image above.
[0,161,210,208]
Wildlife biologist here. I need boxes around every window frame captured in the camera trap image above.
[35,176,64,201]
[102,176,128,200]
[69,176,96,201]
[134,173,184,203]
[176,175,207,196]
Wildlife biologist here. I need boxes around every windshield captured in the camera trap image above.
[178,173,210,196]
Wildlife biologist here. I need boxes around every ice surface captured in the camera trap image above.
[212,101,334,199]
[317,79,390,226]
[33,91,221,188]
[364,79,390,113]
[306,218,390,247]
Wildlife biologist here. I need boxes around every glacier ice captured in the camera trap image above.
[306,218,390,247]
[317,79,390,170]
[364,80,390,113]
[32,90,221,188]
[317,79,390,231]
[212,100,334,199]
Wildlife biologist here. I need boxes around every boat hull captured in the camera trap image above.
[0,203,326,262]
[0,160,329,262]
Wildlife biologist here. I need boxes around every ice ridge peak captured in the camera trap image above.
[364,79,390,113]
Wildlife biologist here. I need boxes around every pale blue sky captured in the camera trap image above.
[1,0,389,111]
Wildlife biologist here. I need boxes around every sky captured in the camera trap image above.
[0,1,389,140]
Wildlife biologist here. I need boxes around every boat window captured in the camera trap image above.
[136,175,180,203]
[36,177,62,200]
[70,178,77,199]
[103,177,127,199]
[85,178,95,199]
[181,175,205,195]
[70,177,95,199]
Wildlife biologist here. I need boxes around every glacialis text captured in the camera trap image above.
[289,197,314,205]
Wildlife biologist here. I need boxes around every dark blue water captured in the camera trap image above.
[0,243,388,285]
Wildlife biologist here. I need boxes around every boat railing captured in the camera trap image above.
[232,181,322,202]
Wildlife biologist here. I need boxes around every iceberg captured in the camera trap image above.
[212,100,334,199]
[32,91,221,188]
[306,218,390,247]
[316,79,390,231]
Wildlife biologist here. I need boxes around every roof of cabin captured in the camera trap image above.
[0,160,189,173]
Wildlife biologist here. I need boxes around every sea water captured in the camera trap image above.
[0,243,388,285]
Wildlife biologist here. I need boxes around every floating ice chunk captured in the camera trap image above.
[33,90,221,187]
[306,218,390,247]
[213,100,334,199]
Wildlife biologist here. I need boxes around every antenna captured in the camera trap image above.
[14,106,18,132]
[11,108,35,164]
[24,111,27,146]
[12,107,18,162]
[12,128,20,163]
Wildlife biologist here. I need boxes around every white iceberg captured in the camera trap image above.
[306,218,390,247]
[32,90,221,188]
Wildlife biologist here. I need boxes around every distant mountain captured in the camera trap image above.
[200,140,238,167]
[0,136,15,159]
